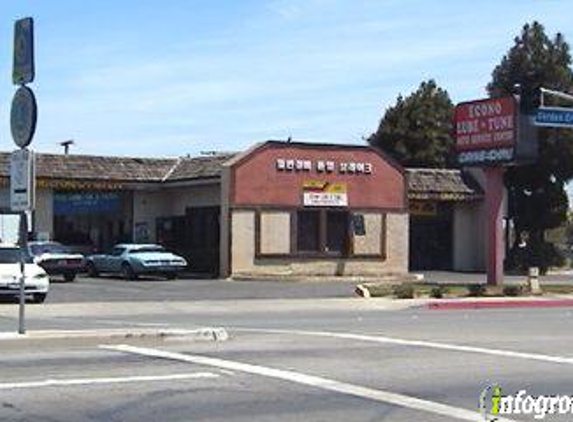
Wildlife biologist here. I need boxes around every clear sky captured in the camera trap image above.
[1,1,571,157]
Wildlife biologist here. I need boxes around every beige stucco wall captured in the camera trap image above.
[0,187,53,239]
[353,212,383,255]
[260,211,290,254]
[34,188,54,237]
[452,168,507,272]
[133,183,220,243]
[230,209,256,274]
[453,201,486,271]
[229,209,409,277]
[168,185,220,214]
[132,190,169,243]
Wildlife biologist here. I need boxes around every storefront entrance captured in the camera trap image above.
[156,206,220,276]
[53,191,133,253]
[409,202,453,271]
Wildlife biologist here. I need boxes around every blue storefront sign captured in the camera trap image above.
[54,192,120,215]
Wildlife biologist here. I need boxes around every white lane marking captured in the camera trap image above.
[0,372,219,390]
[0,332,22,339]
[102,344,516,422]
[234,327,573,366]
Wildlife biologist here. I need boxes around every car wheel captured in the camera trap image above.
[32,293,47,304]
[87,262,99,277]
[166,273,177,280]
[122,263,137,281]
[64,273,76,282]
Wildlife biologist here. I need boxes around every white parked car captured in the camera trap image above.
[0,245,50,303]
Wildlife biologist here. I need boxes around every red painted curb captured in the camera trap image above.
[428,298,573,310]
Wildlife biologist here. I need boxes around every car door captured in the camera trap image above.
[106,247,125,274]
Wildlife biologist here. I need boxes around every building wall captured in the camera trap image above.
[259,211,290,254]
[451,168,507,272]
[219,169,231,277]
[132,190,169,243]
[452,201,486,271]
[132,183,220,243]
[229,209,409,277]
[0,187,53,240]
[221,142,409,278]
[231,143,405,209]
[34,188,54,237]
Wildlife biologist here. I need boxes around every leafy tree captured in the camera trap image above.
[368,80,454,168]
[488,22,573,271]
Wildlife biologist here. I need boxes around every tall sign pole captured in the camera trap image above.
[10,17,37,334]
[454,96,537,286]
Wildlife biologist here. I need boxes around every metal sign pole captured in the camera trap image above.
[10,17,36,335]
[18,212,27,334]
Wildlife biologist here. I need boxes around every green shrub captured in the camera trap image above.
[393,284,415,299]
[430,286,447,299]
[503,285,526,297]
[467,284,487,297]
[506,241,565,275]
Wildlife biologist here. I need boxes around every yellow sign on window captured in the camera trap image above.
[303,180,346,193]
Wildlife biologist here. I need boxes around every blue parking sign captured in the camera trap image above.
[13,17,35,85]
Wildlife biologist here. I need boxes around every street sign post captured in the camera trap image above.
[10,86,37,149]
[10,149,35,212]
[10,16,36,335]
[12,17,35,85]
[534,107,573,128]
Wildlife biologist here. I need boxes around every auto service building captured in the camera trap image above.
[0,141,487,278]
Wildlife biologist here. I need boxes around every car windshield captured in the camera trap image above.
[0,247,33,264]
[30,243,68,255]
[129,246,166,254]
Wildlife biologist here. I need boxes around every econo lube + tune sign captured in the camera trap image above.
[455,97,517,165]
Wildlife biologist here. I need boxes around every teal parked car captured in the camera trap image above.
[85,244,188,280]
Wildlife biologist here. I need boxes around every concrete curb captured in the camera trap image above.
[0,327,229,342]
[428,297,573,310]
[232,273,424,283]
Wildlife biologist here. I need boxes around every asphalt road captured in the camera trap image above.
[42,274,358,303]
[2,273,573,421]
[2,297,573,421]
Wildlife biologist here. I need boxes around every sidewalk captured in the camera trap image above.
[421,271,573,285]
[426,295,573,310]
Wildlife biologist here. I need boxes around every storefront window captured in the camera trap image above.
[296,210,349,255]
[297,210,321,252]
[326,211,349,253]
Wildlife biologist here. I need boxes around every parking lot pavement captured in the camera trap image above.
[4,271,570,308]
[42,274,359,303]
[2,304,573,421]
[47,271,573,304]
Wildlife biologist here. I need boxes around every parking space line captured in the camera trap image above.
[0,372,220,390]
[102,344,516,422]
[233,327,573,366]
